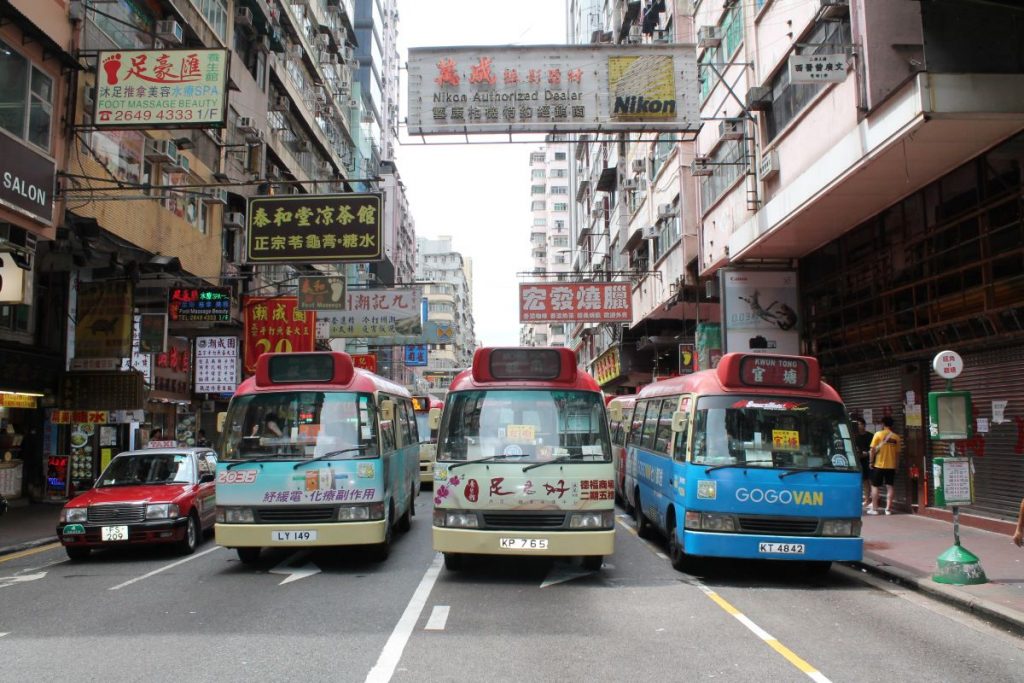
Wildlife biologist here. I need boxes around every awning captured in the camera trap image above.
[596,167,618,193]
[620,227,644,254]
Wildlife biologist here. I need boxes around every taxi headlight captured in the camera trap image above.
[569,511,615,529]
[441,511,478,528]
[822,519,859,537]
[337,505,370,521]
[145,503,180,520]
[216,507,254,523]
[61,507,88,523]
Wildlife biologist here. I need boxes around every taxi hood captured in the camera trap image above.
[69,483,191,507]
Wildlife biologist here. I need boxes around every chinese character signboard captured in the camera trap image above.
[152,337,192,401]
[738,355,809,389]
[297,276,347,311]
[60,372,145,410]
[246,194,382,264]
[120,314,154,384]
[592,346,621,385]
[168,286,231,322]
[243,296,316,374]
[93,49,229,128]
[351,353,377,373]
[195,336,238,394]
[404,344,428,367]
[720,270,800,356]
[788,53,849,84]
[407,44,699,136]
[317,288,422,338]
[519,282,632,323]
[75,281,133,359]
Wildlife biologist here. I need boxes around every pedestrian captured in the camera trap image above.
[852,418,873,506]
[867,416,901,515]
[196,430,210,447]
[1013,498,1024,547]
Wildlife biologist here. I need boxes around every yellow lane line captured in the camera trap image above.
[0,543,61,564]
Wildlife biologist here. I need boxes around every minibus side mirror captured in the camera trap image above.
[607,404,622,422]
[216,412,227,434]
[428,407,442,430]
[671,411,688,432]
[380,399,394,421]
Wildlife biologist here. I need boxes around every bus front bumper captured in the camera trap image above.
[683,530,863,561]
[433,527,614,557]
[216,520,387,548]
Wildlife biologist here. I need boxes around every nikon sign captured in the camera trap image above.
[407,44,699,135]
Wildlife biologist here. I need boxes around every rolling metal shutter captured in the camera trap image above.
[837,368,907,506]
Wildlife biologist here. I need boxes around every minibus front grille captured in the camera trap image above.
[737,516,820,536]
[481,512,567,529]
[256,507,336,523]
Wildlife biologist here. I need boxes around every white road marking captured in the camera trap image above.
[0,571,46,589]
[656,552,668,560]
[365,553,443,683]
[424,605,450,631]
[540,563,595,588]
[0,633,8,638]
[108,546,221,591]
[269,550,321,585]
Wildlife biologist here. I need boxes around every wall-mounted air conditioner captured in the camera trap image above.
[642,225,659,240]
[621,178,638,191]
[145,139,178,163]
[237,117,258,135]
[690,157,713,176]
[718,117,744,141]
[255,35,271,52]
[83,86,95,109]
[235,7,254,31]
[270,96,289,111]
[657,203,674,218]
[202,188,228,205]
[697,26,721,49]
[289,45,304,60]
[759,150,780,181]
[745,86,772,111]
[342,46,355,62]
[591,206,603,219]
[347,98,359,109]
[631,158,646,174]
[223,212,245,230]
[166,152,189,173]
[155,20,183,45]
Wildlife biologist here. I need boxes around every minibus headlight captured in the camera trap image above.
[569,511,615,529]
[442,511,478,528]
[699,512,736,532]
[337,506,370,521]
[145,503,180,520]
[822,519,859,537]
[216,507,254,523]
[61,507,88,523]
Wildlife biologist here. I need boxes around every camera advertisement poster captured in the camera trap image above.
[720,270,800,356]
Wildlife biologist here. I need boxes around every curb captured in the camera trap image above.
[0,536,58,558]
[849,557,1024,637]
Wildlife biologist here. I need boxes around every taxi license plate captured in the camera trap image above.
[758,542,805,555]
[273,530,317,542]
[101,526,129,541]
[499,537,548,550]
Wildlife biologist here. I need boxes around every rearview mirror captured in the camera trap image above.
[216,412,227,434]
[428,407,442,430]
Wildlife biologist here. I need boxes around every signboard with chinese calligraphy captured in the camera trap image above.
[592,346,621,386]
[316,288,422,338]
[0,393,37,408]
[75,281,133,359]
[243,296,317,374]
[408,44,699,136]
[404,344,428,367]
[519,282,632,323]
[195,336,239,394]
[297,276,348,311]
[121,314,154,384]
[152,337,192,401]
[93,49,229,128]
[60,372,145,410]
[738,356,810,389]
[168,286,231,323]
[351,353,378,373]
[246,193,383,264]
[720,270,800,356]
[788,53,849,84]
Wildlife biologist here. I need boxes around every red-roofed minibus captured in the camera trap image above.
[432,347,615,571]
[412,395,444,486]
[606,394,636,508]
[214,352,419,564]
[623,353,862,575]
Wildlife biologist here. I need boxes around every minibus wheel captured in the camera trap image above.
[237,547,260,565]
[668,525,696,573]
[398,492,412,533]
[443,552,463,570]
[634,488,653,539]
[582,555,602,571]
[372,503,394,561]
[803,560,832,577]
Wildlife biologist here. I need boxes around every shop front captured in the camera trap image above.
[0,348,62,501]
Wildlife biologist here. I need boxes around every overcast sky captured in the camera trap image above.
[394,1,567,347]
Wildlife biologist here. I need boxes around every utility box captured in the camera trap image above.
[927,390,972,440]
[932,456,973,507]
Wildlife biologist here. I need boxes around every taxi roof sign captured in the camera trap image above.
[717,353,820,392]
[472,347,578,383]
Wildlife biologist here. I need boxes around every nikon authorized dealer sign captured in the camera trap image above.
[407,44,699,135]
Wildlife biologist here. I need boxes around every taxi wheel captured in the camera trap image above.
[634,489,653,539]
[176,514,198,555]
[65,546,90,561]
[443,552,463,571]
[237,547,260,565]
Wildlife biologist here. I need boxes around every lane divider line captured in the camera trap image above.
[365,553,443,683]
[108,546,221,591]
[0,543,60,564]
[697,583,831,683]
[424,605,450,631]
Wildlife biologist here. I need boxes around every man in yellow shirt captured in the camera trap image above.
[867,416,902,515]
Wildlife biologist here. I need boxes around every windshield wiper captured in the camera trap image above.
[447,453,528,470]
[522,453,583,472]
[226,455,295,470]
[778,466,847,479]
[293,446,368,469]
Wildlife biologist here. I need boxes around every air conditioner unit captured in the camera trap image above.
[591,206,602,219]
[697,25,721,49]
[289,45,304,60]
[819,0,850,20]
[342,46,355,62]
[642,225,659,240]
[223,212,245,230]
[174,154,190,174]
[202,188,228,205]
[295,139,309,152]
[155,19,184,45]
[657,203,674,218]
[270,96,289,111]
[144,139,178,163]
[324,53,339,65]
[317,34,330,47]
[690,157,713,177]
[237,117,258,135]
[235,6,254,30]
[621,178,638,191]
[759,149,780,181]
[83,86,95,108]
[347,98,359,109]
[745,86,772,111]
[718,117,745,141]
[631,158,646,174]
[255,35,271,52]
[318,161,332,176]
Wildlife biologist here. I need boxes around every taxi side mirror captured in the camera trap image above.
[671,411,688,432]
[216,412,227,434]
[380,399,394,421]
[608,404,622,422]
[199,473,215,484]
[428,407,442,430]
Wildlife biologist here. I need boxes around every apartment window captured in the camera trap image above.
[653,211,681,262]
[192,0,229,42]
[652,133,674,179]
[554,220,566,231]
[551,186,569,195]
[550,169,567,178]
[86,0,154,50]
[0,40,54,151]
[531,152,545,163]
[552,236,569,248]
[531,184,546,195]
[552,202,568,212]
[698,5,743,103]
[554,152,567,161]
[700,140,745,209]
[531,200,545,211]
[532,169,545,179]
[533,218,547,226]
[722,5,744,58]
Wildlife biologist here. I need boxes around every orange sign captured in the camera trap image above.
[243,296,317,374]
[351,353,378,373]
[0,393,38,409]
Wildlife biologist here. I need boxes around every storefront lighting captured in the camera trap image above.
[0,391,45,397]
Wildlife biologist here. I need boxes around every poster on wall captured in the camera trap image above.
[720,270,800,356]
[75,281,133,359]
[242,296,316,374]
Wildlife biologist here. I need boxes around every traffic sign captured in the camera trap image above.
[932,350,963,380]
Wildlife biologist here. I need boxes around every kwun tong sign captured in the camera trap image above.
[407,44,699,135]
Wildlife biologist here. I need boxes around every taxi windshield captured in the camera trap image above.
[437,389,611,463]
[97,453,193,486]
[220,392,380,461]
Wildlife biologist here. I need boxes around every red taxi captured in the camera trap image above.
[57,447,218,560]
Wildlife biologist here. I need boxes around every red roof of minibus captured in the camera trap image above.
[607,395,637,407]
[235,352,410,397]
[449,347,602,393]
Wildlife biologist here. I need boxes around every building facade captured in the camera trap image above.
[415,235,476,392]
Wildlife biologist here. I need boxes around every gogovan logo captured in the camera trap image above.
[608,55,677,120]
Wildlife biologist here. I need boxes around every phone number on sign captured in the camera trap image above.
[97,109,201,122]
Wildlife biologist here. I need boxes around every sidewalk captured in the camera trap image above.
[0,500,61,556]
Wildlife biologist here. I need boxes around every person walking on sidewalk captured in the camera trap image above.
[867,416,902,515]
[1013,498,1024,546]
[853,418,873,506]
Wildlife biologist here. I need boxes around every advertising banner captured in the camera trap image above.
[519,282,632,323]
[246,193,382,263]
[404,344,428,367]
[168,286,231,322]
[0,254,28,304]
[592,346,621,386]
[788,53,849,84]
[316,288,422,338]
[695,322,722,371]
[351,353,378,373]
[75,281,133,359]
[423,320,456,344]
[408,44,699,136]
[120,314,153,384]
[195,336,238,394]
[0,132,55,224]
[678,343,695,375]
[242,296,316,374]
[93,49,229,128]
[720,270,800,356]
[297,275,348,311]
[152,337,191,401]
